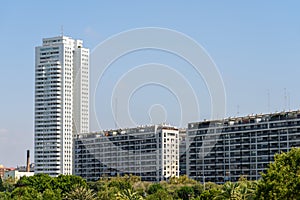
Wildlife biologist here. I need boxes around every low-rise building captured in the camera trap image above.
[4,170,34,181]
[0,165,14,179]
[74,124,179,182]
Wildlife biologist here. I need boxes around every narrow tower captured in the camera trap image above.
[34,36,89,176]
[26,150,30,172]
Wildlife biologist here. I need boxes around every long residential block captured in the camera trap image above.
[187,110,300,184]
[74,125,179,182]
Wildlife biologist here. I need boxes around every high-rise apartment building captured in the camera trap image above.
[34,36,89,176]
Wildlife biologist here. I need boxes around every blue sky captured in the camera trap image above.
[0,1,299,166]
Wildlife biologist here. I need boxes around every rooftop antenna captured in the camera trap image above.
[61,25,64,36]
[114,97,118,128]
[237,105,240,116]
[288,91,291,111]
[284,88,287,111]
[267,89,270,113]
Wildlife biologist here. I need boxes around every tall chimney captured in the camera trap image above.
[26,150,30,172]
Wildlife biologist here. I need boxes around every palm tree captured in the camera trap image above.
[64,185,97,200]
[215,179,257,200]
[237,180,256,200]
[215,181,239,200]
[115,188,143,200]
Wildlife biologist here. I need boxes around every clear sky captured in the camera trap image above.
[0,1,299,167]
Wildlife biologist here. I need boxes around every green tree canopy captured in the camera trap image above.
[0,178,4,192]
[2,177,15,192]
[10,186,42,200]
[146,189,173,200]
[15,174,87,197]
[42,188,62,200]
[147,183,164,195]
[54,174,87,194]
[176,186,194,200]
[64,185,97,200]
[16,174,53,193]
[256,147,300,199]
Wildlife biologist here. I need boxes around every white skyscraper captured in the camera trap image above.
[34,36,89,176]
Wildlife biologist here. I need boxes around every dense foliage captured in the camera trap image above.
[256,147,300,199]
[0,174,254,200]
[1,148,300,199]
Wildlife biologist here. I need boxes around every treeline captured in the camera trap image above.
[0,175,255,200]
[1,147,300,200]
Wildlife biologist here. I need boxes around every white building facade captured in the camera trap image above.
[4,170,34,181]
[35,36,89,176]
